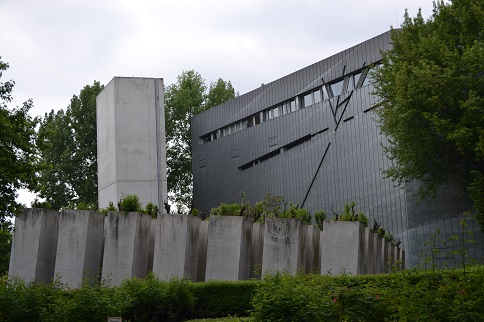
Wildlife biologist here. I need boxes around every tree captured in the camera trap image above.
[165,70,236,212]
[373,1,484,229]
[36,81,103,209]
[0,57,38,273]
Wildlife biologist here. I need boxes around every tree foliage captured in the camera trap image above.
[0,57,38,273]
[373,0,484,230]
[165,70,236,212]
[0,58,38,220]
[36,81,103,210]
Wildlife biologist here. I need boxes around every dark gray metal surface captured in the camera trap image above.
[191,30,484,267]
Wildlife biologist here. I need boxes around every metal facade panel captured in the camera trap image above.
[191,30,484,267]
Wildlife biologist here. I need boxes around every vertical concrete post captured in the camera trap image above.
[54,210,104,287]
[250,222,264,279]
[320,221,365,275]
[153,214,200,281]
[262,218,307,276]
[196,220,209,282]
[205,216,252,281]
[9,208,59,283]
[386,241,395,272]
[380,238,389,273]
[102,212,153,286]
[304,225,321,274]
[373,233,382,274]
[362,227,373,274]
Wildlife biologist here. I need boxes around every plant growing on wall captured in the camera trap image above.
[119,194,142,213]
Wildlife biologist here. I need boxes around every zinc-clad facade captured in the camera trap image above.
[191,31,484,267]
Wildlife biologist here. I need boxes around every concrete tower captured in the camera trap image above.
[96,77,167,209]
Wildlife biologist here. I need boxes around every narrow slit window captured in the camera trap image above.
[313,89,322,104]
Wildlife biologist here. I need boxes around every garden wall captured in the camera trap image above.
[9,209,403,287]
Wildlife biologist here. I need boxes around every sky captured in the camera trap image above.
[1,0,436,205]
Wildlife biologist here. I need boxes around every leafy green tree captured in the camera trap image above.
[373,1,484,230]
[36,81,103,209]
[165,70,236,212]
[0,57,38,273]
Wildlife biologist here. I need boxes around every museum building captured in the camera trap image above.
[191,30,484,267]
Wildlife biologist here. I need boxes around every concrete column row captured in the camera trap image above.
[9,209,403,287]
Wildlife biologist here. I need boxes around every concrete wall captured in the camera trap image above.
[54,210,104,287]
[262,218,307,276]
[97,77,167,209]
[153,214,200,281]
[9,209,59,283]
[102,212,153,286]
[320,221,365,275]
[10,210,405,286]
[205,216,252,281]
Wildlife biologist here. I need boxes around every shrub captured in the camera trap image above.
[144,202,159,218]
[191,280,257,318]
[99,201,117,215]
[314,210,327,230]
[119,194,142,213]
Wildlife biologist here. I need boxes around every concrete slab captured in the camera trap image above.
[250,222,264,279]
[363,227,374,274]
[9,208,59,283]
[196,220,209,282]
[102,212,153,286]
[320,221,365,275]
[205,216,252,281]
[153,214,200,281]
[54,210,104,287]
[304,225,321,274]
[262,218,307,276]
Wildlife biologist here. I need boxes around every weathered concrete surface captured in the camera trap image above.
[196,220,209,282]
[54,210,104,287]
[9,208,59,283]
[320,221,365,275]
[304,225,321,274]
[97,77,167,209]
[205,216,252,281]
[262,218,307,276]
[380,239,389,273]
[250,223,264,279]
[372,233,382,274]
[363,227,374,274]
[153,214,200,281]
[102,212,152,286]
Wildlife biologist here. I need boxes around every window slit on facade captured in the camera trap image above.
[199,64,379,145]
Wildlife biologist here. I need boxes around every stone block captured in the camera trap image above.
[362,227,374,274]
[153,214,200,281]
[320,221,365,275]
[196,220,209,282]
[205,216,252,281]
[250,222,264,279]
[9,208,59,283]
[102,212,153,286]
[262,218,307,276]
[304,225,321,274]
[54,210,104,287]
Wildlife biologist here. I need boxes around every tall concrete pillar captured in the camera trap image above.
[250,222,264,279]
[102,212,153,286]
[196,220,209,282]
[205,216,252,281]
[262,218,307,276]
[54,210,104,287]
[304,225,321,274]
[96,77,167,209]
[153,214,200,281]
[9,208,59,283]
[320,221,365,275]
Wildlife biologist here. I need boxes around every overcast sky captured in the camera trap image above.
[1,0,435,205]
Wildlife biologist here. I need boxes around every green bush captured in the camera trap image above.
[99,201,117,215]
[314,210,327,230]
[191,280,257,318]
[119,194,142,213]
